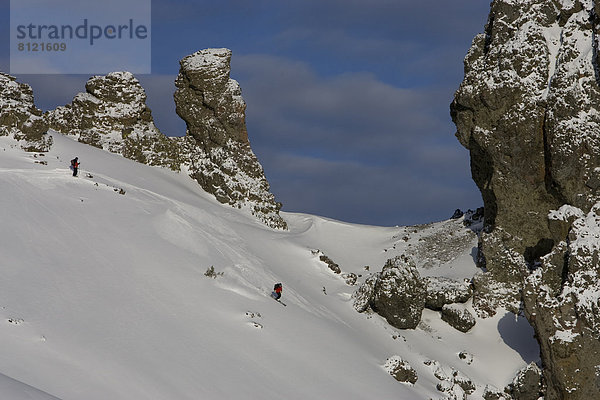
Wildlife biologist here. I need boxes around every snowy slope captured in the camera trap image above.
[0,132,538,399]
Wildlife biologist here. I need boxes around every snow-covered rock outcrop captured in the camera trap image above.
[174,48,287,229]
[383,356,418,384]
[451,0,600,397]
[0,73,51,152]
[46,72,181,169]
[353,255,426,329]
[505,362,542,400]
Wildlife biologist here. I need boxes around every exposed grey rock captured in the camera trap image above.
[462,207,484,228]
[506,362,542,400]
[471,267,522,318]
[441,304,476,333]
[452,1,600,397]
[351,273,379,313]
[0,73,51,152]
[174,48,286,229]
[424,276,472,310]
[401,217,479,271]
[457,351,473,365]
[453,369,476,395]
[483,385,511,400]
[383,356,418,384]
[371,256,426,330]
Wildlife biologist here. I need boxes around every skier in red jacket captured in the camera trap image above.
[70,157,79,177]
[272,283,283,300]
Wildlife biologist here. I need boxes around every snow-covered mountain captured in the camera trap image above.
[45,49,286,230]
[0,131,537,399]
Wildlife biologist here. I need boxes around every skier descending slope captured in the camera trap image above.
[271,283,286,306]
[272,283,282,300]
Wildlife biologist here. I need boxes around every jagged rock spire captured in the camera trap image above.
[174,48,287,229]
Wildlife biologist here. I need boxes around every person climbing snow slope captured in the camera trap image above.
[70,157,79,177]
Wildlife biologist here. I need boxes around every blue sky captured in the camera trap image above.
[1,0,491,226]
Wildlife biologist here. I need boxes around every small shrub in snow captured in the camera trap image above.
[204,266,224,279]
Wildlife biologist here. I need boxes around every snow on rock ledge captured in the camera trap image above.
[440,303,476,333]
[0,73,51,152]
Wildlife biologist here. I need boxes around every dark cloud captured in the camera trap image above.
[229,54,481,225]
[233,54,449,158]
[137,75,186,136]
[262,152,477,226]
[273,0,489,38]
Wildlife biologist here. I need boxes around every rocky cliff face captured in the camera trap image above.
[0,73,51,152]
[174,48,286,229]
[47,72,181,170]
[451,0,600,397]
